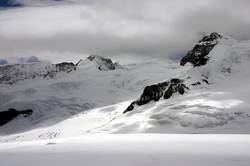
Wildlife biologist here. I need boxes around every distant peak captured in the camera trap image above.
[86,55,123,71]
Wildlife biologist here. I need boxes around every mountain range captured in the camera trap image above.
[1,32,250,142]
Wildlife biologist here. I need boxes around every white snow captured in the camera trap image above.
[0,35,250,166]
[1,35,250,142]
[0,57,182,139]
[0,134,250,166]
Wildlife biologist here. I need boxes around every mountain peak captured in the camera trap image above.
[180,32,222,67]
[199,32,222,42]
[86,55,123,71]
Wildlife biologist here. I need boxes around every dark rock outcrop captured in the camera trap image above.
[124,79,189,113]
[180,32,222,67]
[124,33,223,113]
[136,82,169,105]
[87,55,123,71]
[191,82,201,86]
[0,108,33,126]
[46,62,76,78]
[55,62,76,72]
[163,79,189,99]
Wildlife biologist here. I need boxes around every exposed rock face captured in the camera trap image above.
[163,79,189,99]
[0,62,76,84]
[0,108,33,126]
[55,62,76,72]
[124,79,189,113]
[136,82,169,105]
[124,33,223,113]
[46,62,76,78]
[87,55,123,71]
[180,32,222,67]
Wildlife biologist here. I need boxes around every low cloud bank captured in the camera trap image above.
[0,0,249,63]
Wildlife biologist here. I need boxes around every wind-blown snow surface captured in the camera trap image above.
[1,36,250,142]
[0,134,250,166]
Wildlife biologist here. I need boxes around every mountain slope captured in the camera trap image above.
[112,33,250,133]
[0,55,181,137]
[1,33,250,142]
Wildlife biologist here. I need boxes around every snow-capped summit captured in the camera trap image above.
[121,33,250,134]
[180,32,223,67]
[84,55,123,71]
[124,33,225,113]
[184,32,248,84]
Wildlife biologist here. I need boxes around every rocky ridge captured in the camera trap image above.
[0,55,123,85]
[124,78,189,113]
[124,32,222,113]
[0,62,76,85]
[0,55,124,127]
[180,32,222,67]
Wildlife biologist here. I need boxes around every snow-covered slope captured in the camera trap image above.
[0,61,76,84]
[0,55,181,139]
[111,33,250,134]
[1,33,250,142]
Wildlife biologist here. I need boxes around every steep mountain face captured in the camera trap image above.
[180,32,222,67]
[125,32,230,111]
[112,32,250,134]
[123,32,226,113]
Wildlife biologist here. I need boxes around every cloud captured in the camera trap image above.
[0,0,250,63]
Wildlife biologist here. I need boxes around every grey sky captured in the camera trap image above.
[0,0,250,63]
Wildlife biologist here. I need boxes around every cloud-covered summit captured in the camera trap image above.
[0,0,250,63]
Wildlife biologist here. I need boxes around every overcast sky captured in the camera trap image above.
[0,0,250,63]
